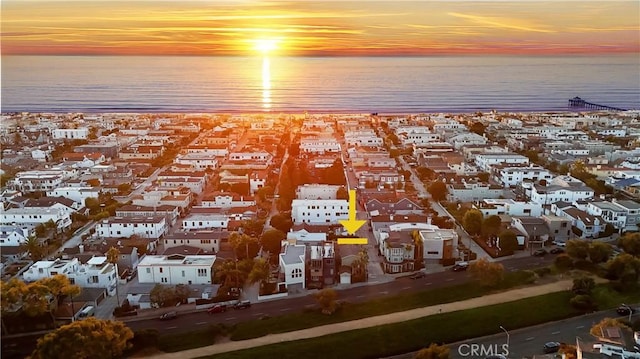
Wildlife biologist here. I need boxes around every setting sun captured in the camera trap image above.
[254,39,279,54]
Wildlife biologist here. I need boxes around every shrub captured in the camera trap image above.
[131,329,160,350]
[569,294,596,312]
[534,267,552,277]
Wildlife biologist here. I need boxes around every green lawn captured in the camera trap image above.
[201,291,580,359]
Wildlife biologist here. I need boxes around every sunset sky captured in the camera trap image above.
[2,1,639,56]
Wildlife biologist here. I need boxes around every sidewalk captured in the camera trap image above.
[144,279,580,359]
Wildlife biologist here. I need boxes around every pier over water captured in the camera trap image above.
[569,97,627,111]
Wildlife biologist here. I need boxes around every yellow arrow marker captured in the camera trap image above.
[339,189,366,235]
[337,237,368,245]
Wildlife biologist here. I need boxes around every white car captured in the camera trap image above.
[552,240,566,247]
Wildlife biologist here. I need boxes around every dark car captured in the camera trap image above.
[543,342,561,353]
[452,262,469,272]
[409,272,426,279]
[617,305,635,315]
[550,247,565,254]
[533,249,547,257]
[207,304,227,314]
[234,300,251,310]
[159,311,177,320]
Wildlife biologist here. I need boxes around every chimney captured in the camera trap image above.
[79,244,84,253]
[427,215,432,226]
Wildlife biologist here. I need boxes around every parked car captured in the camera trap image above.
[159,311,178,320]
[126,269,137,282]
[617,305,635,315]
[543,342,561,353]
[234,300,251,310]
[550,247,565,254]
[452,262,469,272]
[207,304,227,314]
[409,272,426,279]
[552,240,566,247]
[533,249,547,257]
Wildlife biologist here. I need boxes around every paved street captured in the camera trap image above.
[384,306,640,359]
[122,254,553,333]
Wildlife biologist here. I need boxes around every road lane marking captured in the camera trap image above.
[402,287,411,290]
[379,291,388,295]
[552,331,560,334]
[196,322,207,325]
[225,317,236,320]
[526,337,535,341]
[445,278,454,282]
[253,312,264,316]
[356,295,365,298]
[576,325,584,329]
[166,326,177,329]
[425,282,432,285]
[279,308,290,312]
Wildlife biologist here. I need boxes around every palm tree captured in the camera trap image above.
[248,258,270,287]
[229,232,258,260]
[106,247,121,306]
[19,236,45,261]
[214,260,247,290]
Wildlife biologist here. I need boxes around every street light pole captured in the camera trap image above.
[499,325,510,350]
[622,303,633,323]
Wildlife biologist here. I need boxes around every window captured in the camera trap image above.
[197,268,207,277]
[161,277,168,283]
[292,268,302,278]
[182,270,185,277]
[159,267,163,273]
[146,268,151,274]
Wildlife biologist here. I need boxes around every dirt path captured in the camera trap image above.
[143,279,584,359]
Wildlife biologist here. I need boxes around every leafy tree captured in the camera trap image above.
[315,288,338,315]
[566,239,590,261]
[174,284,190,304]
[414,343,451,359]
[554,254,574,271]
[558,344,578,359]
[32,317,133,359]
[588,242,612,264]
[39,275,81,303]
[229,232,259,260]
[240,219,265,238]
[606,253,640,283]
[19,235,46,261]
[469,258,504,287]
[260,229,286,256]
[427,181,448,202]
[590,318,631,338]
[0,278,28,314]
[618,233,640,257]
[270,213,293,233]
[572,276,595,295]
[85,197,100,214]
[248,257,270,285]
[498,230,518,253]
[214,259,247,289]
[482,215,502,238]
[569,294,596,312]
[149,284,176,308]
[22,283,53,317]
[463,209,483,236]
[416,167,436,181]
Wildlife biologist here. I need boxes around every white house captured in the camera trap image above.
[163,231,224,254]
[10,170,67,193]
[174,153,218,170]
[585,201,628,231]
[52,128,89,140]
[137,254,216,285]
[299,137,341,154]
[0,225,33,246]
[447,182,504,202]
[475,153,529,172]
[492,164,553,188]
[181,214,229,230]
[279,243,306,290]
[47,186,100,206]
[199,193,256,208]
[295,184,341,200]
[530,183,595,206]
[291,199,349,225]
[22,257,117,296]
[448,133,488,150]
[0,207,72,231]
[96,216,168,239]
[474,199,543,217]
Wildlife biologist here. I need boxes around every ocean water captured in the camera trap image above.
[1,55,639,113]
